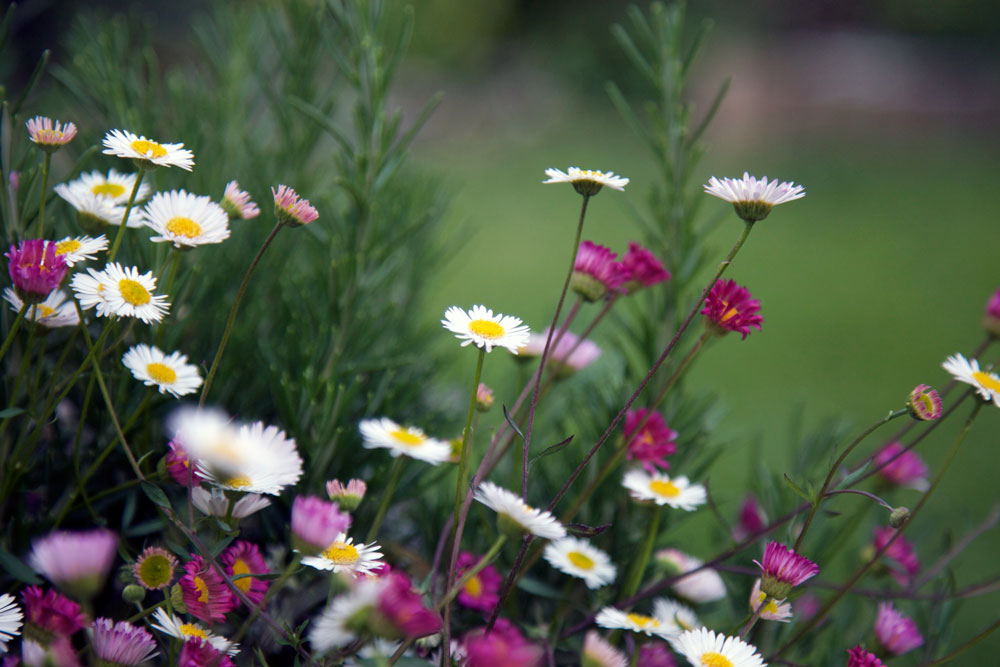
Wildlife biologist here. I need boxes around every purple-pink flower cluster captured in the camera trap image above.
[6,240,68,304]
[702,278,763,339]
[624,408,678,472]
[754,541,819,599]
[571,240,669,302]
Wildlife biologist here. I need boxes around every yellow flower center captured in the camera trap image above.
[566,551,595,570]
[915,393,934,412]
[137,553,173,589]
[468,319,505,339]
[700,653,733,667]
[147,362,177,384]
[180,623,207,640]
[232,558,252,593]
[972,371,1000,393]
[166,216,203,238]
[55,239,81,256]
[224,474,253,489]
[719,299,739,323]
[626,613,658,629]
[119,279,151,306]
[194,576,210,603]
[131,139,167,158]
[464,575,482,597]
[390,428,426,446]
[649,479,681,497]
[322,541,360,565]
[37,305,56,318]
[92,183,126,198]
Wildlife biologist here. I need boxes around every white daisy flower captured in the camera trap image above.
[669,627,765,667]
[67,169,151,205]
[54,183,138,229]
[102,129,195,171]
[309,578,382,652]
[622,470,707,511]
[543,167,629,195]
[0,593,23,655]
[594,607,674,640]
[652,598,700,636]
[191,486,271,519]
[4,288,80,329]
[150,608,239,655]
[195,421,304,496]
[543,537,616,589]
[122,344,202,397]
[300,533,384,576]
[70,269,110,315]
[358,417,451,465]
[655,548,727,603]
[750,578,792,622]
[473,481,566,540]
[582,631,627,667]
[80,263,170,324]
[441,305,530,354]
[942,353,1000,406]
[704,172,805,223]
[142,189,231,248]
[48,235,108,267]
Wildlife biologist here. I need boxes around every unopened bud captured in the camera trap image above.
[122,584,146,604]
[889,507,911,529]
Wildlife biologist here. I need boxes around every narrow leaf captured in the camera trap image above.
[140,481,171,510]
[836,461,872,491]
[502,404,524,443]
[529,434,574,470]
[0,547,41,584]
[782,473,812,504]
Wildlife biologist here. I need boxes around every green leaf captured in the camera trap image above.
[565,522,611,538]
[529,434,574,470]
[783,473,813,504]
[0,407,24,418]
[0,547,41,584]
[140,481,171,510]
[502,404,524,443]
[836,461,872,491]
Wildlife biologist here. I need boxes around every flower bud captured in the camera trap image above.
[889,507,911,529]
[122,584,146,604]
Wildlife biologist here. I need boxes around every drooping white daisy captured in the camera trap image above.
[150,608,239,655]
[102,129,195,171]
[0,593,23,655]
[3,288,80,329]
[652,598,700,636]
[309,578,381,652]
[543,167,629,196]
[142,189,231,248]
[704,172,805,223]
[655,548,727,603]
[473,481,566,540]
[300,533,384,576]
[68,169,151,205]
[358,417,451,464]
[750,578,792,622]
[191,486,271,519]
[582,631,627,667]
[942,353,1000,406]
[85,263,171,324]
[122,344,202,397]
[543,537,616,589]
[48,235,108,267]
[622,470,707,511]
[441,305,530,354]
[196,421,304,496]
[54,183,138,229]
[594,607,675,640]
[669,627,765,667]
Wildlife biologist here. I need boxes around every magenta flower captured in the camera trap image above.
[638,641,677,666]
[291,495,352,554]
[272,184,318,226]
[221,541,270,609]
[733,495,767,542]
[326,478,367,511]
[846,645,883,667]
[621,242,670,291]
[874,602,923,656]
[873,442,929,491]
[6,240,68,305]
[21,635,80,666]
[21,586,87,636]
[165,441,203,487]
[984,288,1000,336]
[178,638,234,667]
[373,573,442,640]
[179,555,235,624]
[624,408,678,473]
[90,618,158,666]
[701,279,763,339]
[463,618,543,667]
[220,181,260,220]
[570,241,629,302]
[25,116,77,151]
[28,529,117,600]
[872,527,920,587]
[754,541,819,599]
[456,552,503,614]
[907,385,942,422]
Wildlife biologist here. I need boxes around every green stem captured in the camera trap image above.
[231,554,303,643]
[0,303,28,363]
[438,534,506,609]
[916,618,1000,666]
[621,507,661,599]
[200,221,283,406]
[740,594,767,639]
[451,347,486,545]
[125,600,166,624]
[35,153,51,236]
[107,171,145,261]
[367,456,405,542]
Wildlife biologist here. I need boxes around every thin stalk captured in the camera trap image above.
[367,456,405,542]
[0,302,28,362]
[34,152,51,236]
[451,347,486,548]
[439,534,506,609]
[156,250,182,347]
[740,595,768,639]
[200,222,283,405]
[231,554,303,643]
[621,508,661,599]
[107,171,146,260]
[915,618,1000,666]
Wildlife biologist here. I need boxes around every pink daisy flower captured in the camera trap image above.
[220,181,260,220]
[6,240,68,305]
[582,631,627,667]
[874,602,923,656]
[701,279,763,339]
[847,645,884,667]
[520,328,602,376]
[570,241,629,302]
[621,242,670,291]
[21,586,87,636]
[374,573,442,639]
[165,441,204,487]
[984,288,1000,336]
[456,552,503,614]
[476,383,495,411]
[180,555,235,624]
[638,641,677,667]
[90,618,158,666]
[221,542,270,609]
[29,529,117,600]
[754,541,819,600]
[907,385,942,422]
[873,442,929,491]
[25,116,77,151]
[272,184,318,226]
[326,478,367,511]
[22,635,80,666]
[733,495,767,542]
[872,527,920,587]
[178,638,235,667]
[291,495,352,554]
[624,408,678,473]
[463,618,543,667]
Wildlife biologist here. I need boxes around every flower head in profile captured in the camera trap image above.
[54,183,136,232]
[704,172,805,223]
[0,593,23,655]
[142,190,231,248]
[292,495,353,554]
[29,529,118,600]
[70,263,170,324]
[874,602,923,656]
[67,169,151,206]
[220,181,260,220]
[178,638,235,667]
[983,288,1000,337]
[872,527,920,587]
[624,408,678,473]
[3,288,80,329]
[906,384,942,421]
[749,578,792,622]
[873,442,929,490]
[359,417,451,465]
[191,487,270,520]
[621,242,671,292]
[582,631,627,667]
[520,328,602,377]
[103,129,194,171]
[473,481,566,540]
[309,578,382,652]
[165,441,203,487]
[221,541,270,609]
[300,533,384,576]
[942,353,1000,406]
[463,618,544,667]
[652,598,700,636]
[26,116,77,151]
[543,167,629,196]
[753,541,819,600]
[179,554,235,624]
[669,627,765,667]
[373,573,442,640]
[622,470,706,511]
[150,608,239,655]
[702,279,763,339]
[326,478,367,511]
[442,304,531,354]
[847,645,884,667]
[49,235,108,267]
[655,548,726,603]
[456,552,502,614]
[133,546,177,591]
[21,586,87,636]
[90,618,159,666]
[122,344,202,397]
[594,607,674,640]
[571,241,629,302]
[476,383,494,411]
[6,239,68,305]
[732,495,767,542]
[272,184,318,226]
[543,537,617,589]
